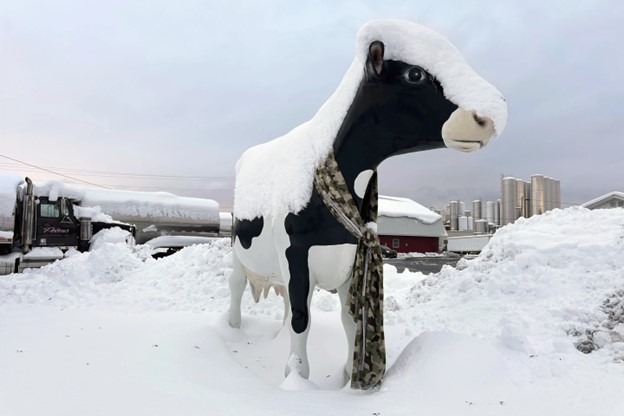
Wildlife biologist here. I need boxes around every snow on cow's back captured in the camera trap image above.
[234,20,507,222]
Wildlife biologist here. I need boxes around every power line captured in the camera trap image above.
[0,154,110,189]
[0,161,234,180]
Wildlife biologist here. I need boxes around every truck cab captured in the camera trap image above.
[33,196,79,249]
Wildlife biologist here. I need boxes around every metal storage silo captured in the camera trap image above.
[475,219,488,234]
[502,177,517,225]
[495,199,501,226]
[514,179,526,219]
[472,200,482,221]
[543,177,552,211]
[467,216,474,230]
[458,215,468,231]
[531,175,546,215]
[554,179,561,209]
[548,177,557,211]
[524,181,531,217]
[459,201,466,218]
[486,201,495,225]
[450,201,459,231]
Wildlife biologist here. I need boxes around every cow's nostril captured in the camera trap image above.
[473,113,487,127]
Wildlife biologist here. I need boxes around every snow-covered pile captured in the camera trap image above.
[234,20,507,221]
[1,207,623,415]
[384,207,624,363]
[0,237,235,312]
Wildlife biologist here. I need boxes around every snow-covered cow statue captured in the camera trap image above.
[228,20,507,389]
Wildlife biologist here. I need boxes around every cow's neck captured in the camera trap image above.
[331,79,446,213]
[332,109,391,214]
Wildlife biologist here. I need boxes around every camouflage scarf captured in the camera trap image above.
[313,150,386,390]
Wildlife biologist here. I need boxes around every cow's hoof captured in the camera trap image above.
[284,353,309,379]
[228,316,241,329]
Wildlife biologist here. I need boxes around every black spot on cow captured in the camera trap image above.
[234,216,264,249]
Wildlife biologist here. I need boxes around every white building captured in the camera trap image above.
[582,192,624,210]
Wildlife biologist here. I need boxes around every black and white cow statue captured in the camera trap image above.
[228,20,507,388]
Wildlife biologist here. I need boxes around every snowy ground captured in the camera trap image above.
[1,207,623,415]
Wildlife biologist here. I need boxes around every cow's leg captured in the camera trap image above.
[228,251,247,328]
[337,279,356,385]
[282,288,291,326]
[284,245,313,379]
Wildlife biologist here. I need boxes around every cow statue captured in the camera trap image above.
[228,20,507,389]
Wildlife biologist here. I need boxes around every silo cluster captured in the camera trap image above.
[441,174,560,234]
[502,175,561,223]
[444,198,491,233]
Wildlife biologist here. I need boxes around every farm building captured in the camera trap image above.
[378,196,447,253]
[582,191,624,210]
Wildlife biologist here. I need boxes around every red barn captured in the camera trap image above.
[377,196,447,253]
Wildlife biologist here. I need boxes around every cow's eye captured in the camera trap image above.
[404,66,426,84]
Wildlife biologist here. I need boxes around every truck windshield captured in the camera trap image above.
[40,203,60,218]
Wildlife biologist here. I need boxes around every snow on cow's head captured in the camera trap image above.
[356,20,508,152]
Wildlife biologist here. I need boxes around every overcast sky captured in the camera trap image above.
[1,0,622,211]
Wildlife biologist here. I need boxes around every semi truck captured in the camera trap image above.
[0,174,221,275]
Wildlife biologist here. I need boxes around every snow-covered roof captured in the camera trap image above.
[378,196,441,225]
[581,191,624,209]
[33,180,220,223]
[234,20,507,221]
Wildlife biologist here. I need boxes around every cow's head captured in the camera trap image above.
[352,39,502,158]
[333,20,507,163]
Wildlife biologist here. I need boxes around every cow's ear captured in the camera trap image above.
[367,41,385,77]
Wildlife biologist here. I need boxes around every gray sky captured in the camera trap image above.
[1,0,622,211]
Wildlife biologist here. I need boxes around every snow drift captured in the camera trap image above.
[1,207,623,415]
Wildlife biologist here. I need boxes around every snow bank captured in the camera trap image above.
[22,247,64,260]
[89,227,133,251]
[234,20,507,221]
[1,208,623,415]
[0,234,236,312]
[379,195,441,224]
[384,207,624,363]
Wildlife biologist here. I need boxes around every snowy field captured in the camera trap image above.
[1,207,623,415]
